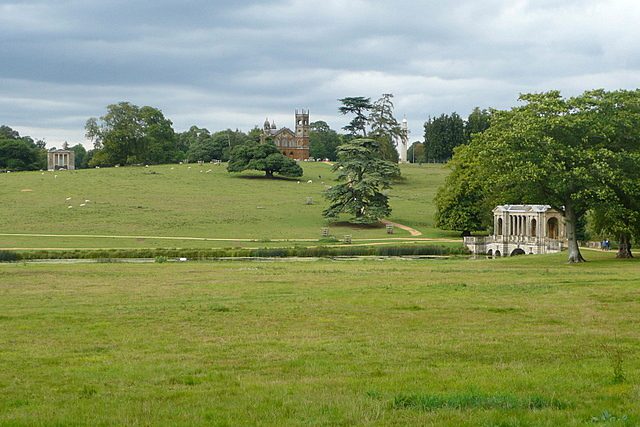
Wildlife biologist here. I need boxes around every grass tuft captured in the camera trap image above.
[392,391,568,411]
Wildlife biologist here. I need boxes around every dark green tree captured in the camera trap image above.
[0,125,20,140]
[423,113,465,162]
[455,89,640,263]
[0,126,45,171]
[369,93,401,162]
[247,126,263,143]
[227,140,302,178]
[86,102,177,166]
[407,142,424,163]
[323,138,400,224]
[465,107,491,141]
[71,144,87,169]
[176,126,210,154]
[338,97,373,137]
[434,145,494,236]
[309,121,341,161]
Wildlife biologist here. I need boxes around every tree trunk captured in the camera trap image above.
[617,232,633,258]
[564,202,586,263]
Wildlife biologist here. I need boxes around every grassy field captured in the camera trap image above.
[0,163,455,249]
[1,252,638,425]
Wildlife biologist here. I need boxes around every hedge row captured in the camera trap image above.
[1,245,469,262]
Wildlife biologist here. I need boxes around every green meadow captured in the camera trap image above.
[0,163,453,249]
[0,252,638,426]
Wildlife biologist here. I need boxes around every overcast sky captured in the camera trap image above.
[2,0,639,147]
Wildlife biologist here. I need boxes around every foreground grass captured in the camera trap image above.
[0,163,454,249]
[0,252,638,425]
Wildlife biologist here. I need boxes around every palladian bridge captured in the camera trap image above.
[464,205,566,257]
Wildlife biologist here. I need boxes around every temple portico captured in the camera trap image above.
[465,205,566,257]
[47,149,75,171]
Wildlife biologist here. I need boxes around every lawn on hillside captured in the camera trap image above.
[0,252,638,425]
[0,163,456,249]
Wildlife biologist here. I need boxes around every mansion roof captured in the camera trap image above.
[493,204,556,213]
[264,127,295,137]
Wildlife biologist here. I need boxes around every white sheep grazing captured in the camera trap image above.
[66,197,72,201]
[80,203,86,207]
[307,180,313,184]
[68,206,73,209]
[85,199,90,203]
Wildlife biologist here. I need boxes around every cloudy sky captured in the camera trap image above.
[2,0,639,147]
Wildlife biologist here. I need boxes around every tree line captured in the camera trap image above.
[406,107,491,164]
[434,89,640,262]
[2,93,435,172]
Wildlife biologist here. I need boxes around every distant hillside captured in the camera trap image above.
[0,163,454,249]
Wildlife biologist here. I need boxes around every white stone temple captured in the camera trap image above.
[47,149,75,171]
[464,205,566,257]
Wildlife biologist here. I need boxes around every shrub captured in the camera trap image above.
[0,250,20,262]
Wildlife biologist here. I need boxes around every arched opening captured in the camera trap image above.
[495,250,502,257]
[497,218,503,235]
[289,151,294,156]
[531,218,537,237]
[510,248,526,256]
[547,217,559,239]
[487,249,493,256]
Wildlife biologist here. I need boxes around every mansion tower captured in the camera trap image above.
[260,110,310,161]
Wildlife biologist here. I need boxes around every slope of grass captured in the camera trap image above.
[0,163,455,249]
[0,252,638,425]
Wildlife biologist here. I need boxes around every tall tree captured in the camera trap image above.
[85,102,177,166]
[457,89,640,263]
[71,144,87,169]
[465,107,491,141]
[176,125,210,154]
[0,126,45,171]
[309,121,341,161]
[434,145,494,236]
[338,97,373,137]
[323,138,399,224]
[369,93,401,162]
[407,142,424,163]
[423,113,465,162]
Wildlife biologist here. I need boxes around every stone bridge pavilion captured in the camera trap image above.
[464,205,566,257]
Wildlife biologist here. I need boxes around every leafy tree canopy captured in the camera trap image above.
[0,126,46,171]
[323,138,400,224]
[338,94,401,163]
[441,89,640,263]
[338,97,372,137]
[227,140,303,178]
[309,121,341,161]
[85,102,178,167]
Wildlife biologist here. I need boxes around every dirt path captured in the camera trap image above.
[0,222,450,250]
[380,220,423,236]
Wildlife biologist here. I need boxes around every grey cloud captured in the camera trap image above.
[1,0,639,146]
